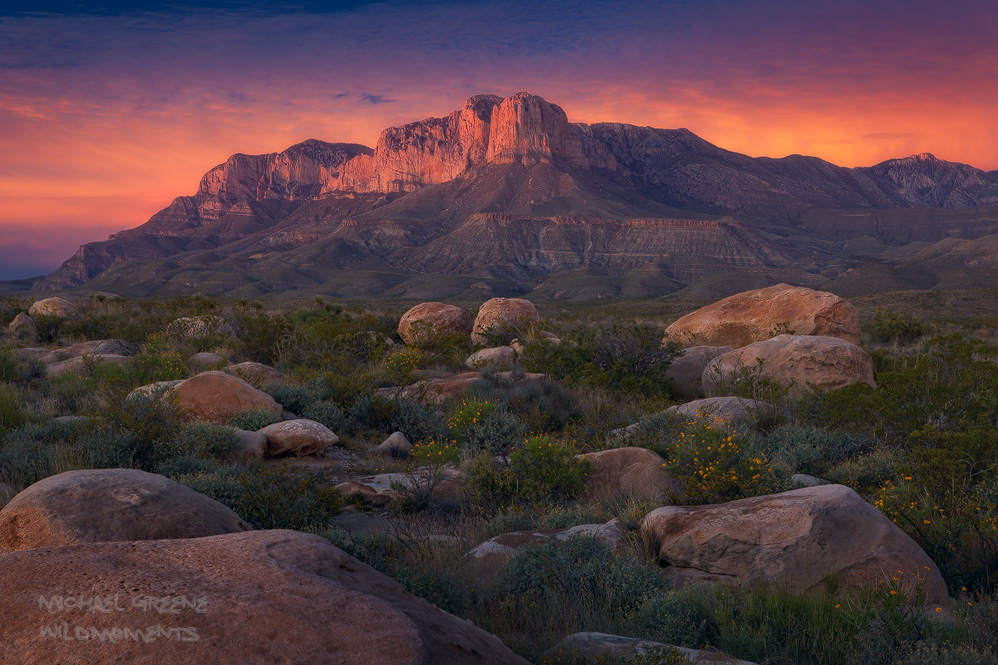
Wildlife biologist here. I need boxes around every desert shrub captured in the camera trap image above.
[349,394,399,429]
[234,463,343,531]
[74,428,139,469]
[0,296,29,327]
[630,586,714,650]
[0,437,53,488]
[0,348,20,383]
[233,309,293,364]
[227,407,282,431]
[174,465,248,509]
[32,314,64,344]
[390,566,475,617]
[0,384,28,435]
[764,425,863,477]
[348,394,447,443]
[867,308,928,345]
[411,439,461,465]
[464,452,518,512]
[507,437,592,504]
[520,323,675,398]
[155,454,227,479]
[267,378,328,414]
[449,399,528,455]
[470,371,576,432]
[381,346,425,385]
[83,393,178,468]
[301,400,348,433]
[156,423,237,462]
[664,415,787,505]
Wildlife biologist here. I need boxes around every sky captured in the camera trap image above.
[1,0,996,279]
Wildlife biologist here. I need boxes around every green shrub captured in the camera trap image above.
[0,384,28,435]
[764,425,863,477]
[32,313,64,343]
[156,423,237,462]
[0,437,53,489]
[267,378,328,415]
[470,371,576,432]
[301,400,348,433]
[227,408,282,431]
[348,394,447,443]
[508,437,591,504]
[83,393,178,468]
[381,346,425,385]
[411,439,460,465]
[867,308,928,345]
[74,428,139,469]
[174,465,248,509]
[449,399,528,455]
[631,587,713,650]
[235,463,343,531]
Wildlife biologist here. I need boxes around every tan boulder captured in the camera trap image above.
[464,346,515,369]
[577,447,681,500]
[336,469,466,508]
[128,379,185,401]
[233,428,268,459]
[398,302,473,346]
[466,519,629,574]
[702,334,875,396]
[666,345,733,399]
[472,297,539,344]
[0,469,250,554]
[665,284,861,348]
[28,297,80,320]
[7,312,36,339]
[259,418,339,456]
[550,632,758,665]
[228,360,292,388]
[641,484,949,610]
[378,431,413,456]
[0,530,529,665]
[191,351,226,367]
[668,397,776,424]
[378,370,547,404]
[170,371,282,424]
[166,314,236,341]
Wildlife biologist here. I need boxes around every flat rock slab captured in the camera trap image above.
[550,632,758,664]
[0,530,529,665]
[668,397,775,423]
[45,354,131,377]
[0,469,250,554]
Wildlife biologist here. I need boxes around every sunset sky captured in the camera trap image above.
[1,0,996,279]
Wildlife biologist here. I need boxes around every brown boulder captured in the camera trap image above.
[28,297,80,320]
[45,354,131,377]
[668,397,776,424]
[702,334,875,396]
[641,484,949,610]
[464,346,516,369]
[0,529,529,665]
[171,371,282,424]
[466,519,629,574]
[379,371,547,404]
[336,469,466,508]
[259,418,339,456]
[664,284,861,348]
[228,360,292,388]
[398,302,473,346]
[0,469,250,554]
[471,297,540,344]
[7,313,36,339]
[665,345,734,399]
[577,447,681,500]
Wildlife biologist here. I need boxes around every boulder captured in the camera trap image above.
[233,428,268,459]
[45,354,131,377]
[549,633,757,665]
[380,371,547,404]
[0,469,250,554]
[641,484,950,610]
[378,431,413,456]
[668,397,776,424]
[228,360,292,388]
[577,447,681,500]
[166,314,236,341]
[0,530,529,665]
[666,345,733,399]
[92,338,139,356]
[398,302,474,346]
[128,379,186,401]
[466,519,629,574]
[7,312,36,339]
[702,334,875,396]
[464,346,515,369]
[259,419,339,456]
[664,284,861,348]
[39,340,103,363]
[191,351,226,367]
[472,297,540,344]
[28,297,80,320]
[13,347,47,361]
[336,469,466,508]
[791,473,831,488]
[170,371,282,424]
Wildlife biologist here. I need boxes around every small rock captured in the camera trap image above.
[259,419,339,456]
[191,351,226,367]
[52,416,84,426]
[233,428,268,460]
[378,431,412,456]
[791,473,830,488]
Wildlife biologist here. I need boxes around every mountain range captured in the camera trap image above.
[18,92,998,300]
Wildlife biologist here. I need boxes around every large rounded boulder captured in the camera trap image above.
[0,530,529,665]
[259,419,339,456]
[0,469,250,554]
[28,297,80,321]
[664,284,861,348]
[171,371,282,424]
[665,345,733,399]
[641,484,949,611]
[702,334,875,396]
[471,298,540,345]
[577,447,681,500]
[398,302,473,346]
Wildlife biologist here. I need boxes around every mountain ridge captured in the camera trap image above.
[22,92,998,299]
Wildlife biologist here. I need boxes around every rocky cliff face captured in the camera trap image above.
[27,92,998,295]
